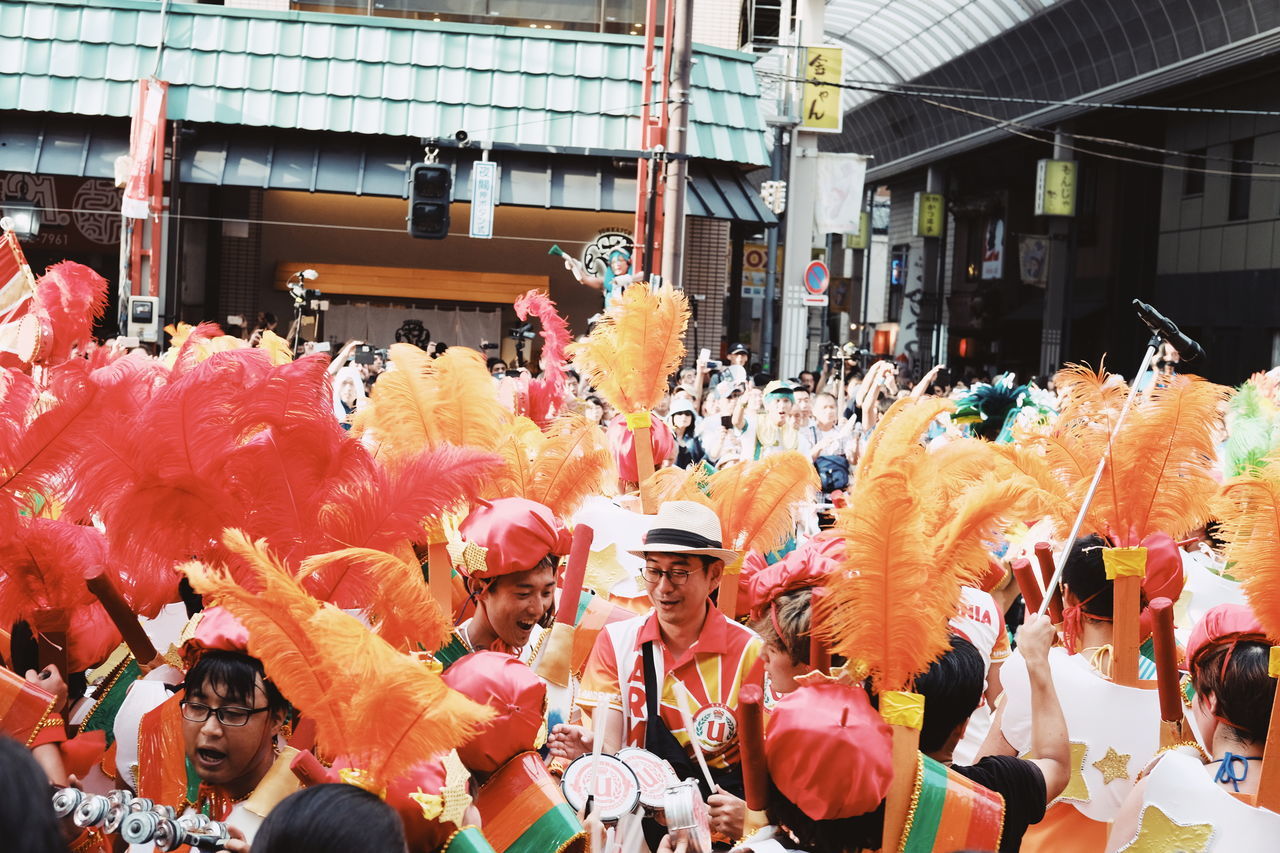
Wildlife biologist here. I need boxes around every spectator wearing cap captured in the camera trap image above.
[668,398,705,469]
[452,498,572,663]
[548,502,765,826]
[739,381,801,460]
[706,342,751,393]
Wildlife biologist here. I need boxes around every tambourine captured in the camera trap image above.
[617,747,680,813]
[560,753,641,822]
[664,780,711,853]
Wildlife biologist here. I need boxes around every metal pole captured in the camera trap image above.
[660,0,693,288]
[643,151,661,282]
[1038,338,1160,615]
[762,124,785,373]
[859,189,872,350]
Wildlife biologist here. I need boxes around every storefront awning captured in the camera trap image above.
[0,113,775,225]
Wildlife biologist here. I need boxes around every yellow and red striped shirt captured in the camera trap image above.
[578,605,764,770]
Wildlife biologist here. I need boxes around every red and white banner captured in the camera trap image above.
[0,225,38,361]
[0,226,34,318]
[121,78,167,220]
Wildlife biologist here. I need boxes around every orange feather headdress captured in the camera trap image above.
[1024,365,1229,542]
[567,282,689,416]
[183,530,494,789]
[818,398,1039,693]
[708,451,818,556]
[484,413,614,518]
[1214,460,1280,642]
[355,344,511,462]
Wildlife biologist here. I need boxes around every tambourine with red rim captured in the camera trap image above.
[664,780,711,853]
[560,753,640,822]
[617,747,680,812]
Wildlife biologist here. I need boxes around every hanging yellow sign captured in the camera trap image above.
[801,46,844,133]
[1035,159,1077,216]
[913,193,944,238]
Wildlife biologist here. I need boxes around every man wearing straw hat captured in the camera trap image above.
[548,501,765,836]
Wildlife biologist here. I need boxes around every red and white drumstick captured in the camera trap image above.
[673,681,716,794]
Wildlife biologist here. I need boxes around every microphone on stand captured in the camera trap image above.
[1132,299,1205,362]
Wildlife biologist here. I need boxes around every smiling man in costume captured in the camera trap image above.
[548,501,765,843]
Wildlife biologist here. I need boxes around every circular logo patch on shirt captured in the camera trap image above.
[692,703,738,752]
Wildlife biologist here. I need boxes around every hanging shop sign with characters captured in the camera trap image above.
[801,46,844,133]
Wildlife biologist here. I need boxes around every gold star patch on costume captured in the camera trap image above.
[1118,804,1214,852]
[1092,746,1132,785]
[1055,741,1091,803]
[409,750,473,828]
[583,543,629,595]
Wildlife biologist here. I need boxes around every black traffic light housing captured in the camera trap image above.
[408,163,452,239]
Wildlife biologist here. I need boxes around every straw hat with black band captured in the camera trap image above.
[627,501,737,564]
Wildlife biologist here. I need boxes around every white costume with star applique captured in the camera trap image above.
[1001,647,1160,823]
[1112,751,1280,851]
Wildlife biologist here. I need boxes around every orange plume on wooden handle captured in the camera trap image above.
[566,282,689,415]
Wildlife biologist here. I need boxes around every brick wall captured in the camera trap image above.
[682,216,730,363]
[216,188,264,326]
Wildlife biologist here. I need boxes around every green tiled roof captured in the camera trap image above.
[0,0,769,166]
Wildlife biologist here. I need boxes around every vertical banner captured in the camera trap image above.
[845,212,871,250]
[1019,235,1050,287]
[814,153,868,234]
[981,218,1005,280]
[912,192,944,238]
[1035,159,1078,216]
[0,222,38,360]
[469,160,497,239]
[800,46,844,133]
[0,224,34,316]
[121,79,167,220]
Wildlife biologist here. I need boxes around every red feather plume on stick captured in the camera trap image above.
[312,443,500,557]
[0,518,122,671]
[0,362,113,528]
[89,349,170,411]
[514,290,573,427]
[71,354,266,615]
[31,262,109,366]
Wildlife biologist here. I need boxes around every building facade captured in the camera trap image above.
[0,0,773,361]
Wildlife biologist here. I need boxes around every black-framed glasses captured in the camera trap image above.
[180,701,270,727]
[641,565,694,586]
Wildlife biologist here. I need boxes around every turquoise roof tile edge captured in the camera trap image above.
[0,0,769,166]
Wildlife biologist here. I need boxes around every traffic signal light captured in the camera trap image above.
[407,163,452,239]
